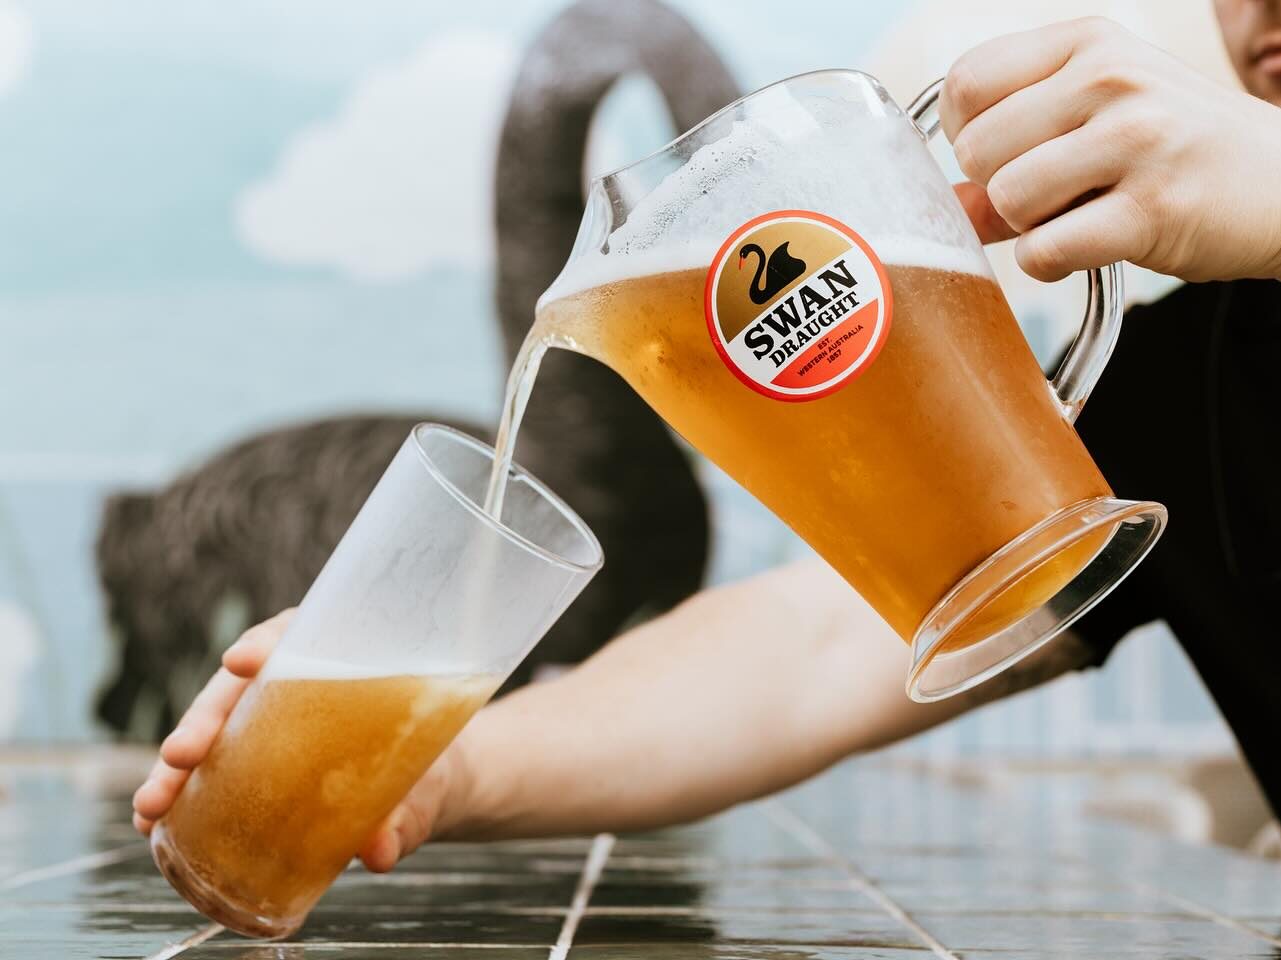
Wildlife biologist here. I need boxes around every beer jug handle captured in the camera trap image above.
[907,78,1124,423]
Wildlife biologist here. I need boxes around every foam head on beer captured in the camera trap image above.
[544,77,990,306]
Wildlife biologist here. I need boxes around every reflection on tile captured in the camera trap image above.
[0,942,184,960]
[874,877,1182,916]
[848,850,1096,888]
[208,909,564,945]
[591,864,858,910]
[0,903,208,937]
[326,872,579,909]
[612,807,810,863]
[411,837,595,861]
[567,946,934,959]
[575,909,919,949]
[913,911,1274,957]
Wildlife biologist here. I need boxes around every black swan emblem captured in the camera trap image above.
[739,241,807,305]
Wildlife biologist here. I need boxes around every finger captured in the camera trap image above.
[986,124,1125,234]
[952,68,1087,186]
[953,182,1017,245]
[162,610,298,769]
[941,17,1108,141]
[359,801,427,874]
[132,760,190,821]
[1014,190,1146,282]
[160,669,250,769]
[133,811,154,837]
[223,608,294,678]
[358,813,403,874]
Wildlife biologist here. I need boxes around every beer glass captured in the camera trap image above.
[150,424,603,938]
[533,70,1165,702]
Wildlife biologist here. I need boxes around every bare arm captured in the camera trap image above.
[438,557,1094,840]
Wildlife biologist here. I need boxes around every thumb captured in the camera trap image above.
[954,181,1018,245]
[358,808,406,874]
[358,797,437,874]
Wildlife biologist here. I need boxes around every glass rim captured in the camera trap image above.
[409,422,604,575]
[593,67,891,188]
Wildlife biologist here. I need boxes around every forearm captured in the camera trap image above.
[436,560,979,840]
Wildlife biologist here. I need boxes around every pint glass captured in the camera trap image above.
[534,70,1165,701]
[150,424,603,938]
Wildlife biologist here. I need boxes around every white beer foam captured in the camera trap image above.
[543,100,991,304]
[544,234,990,303]
[262,647,468,681]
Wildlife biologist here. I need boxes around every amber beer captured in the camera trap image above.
[151,652,497,938]
[534,247,1112,648]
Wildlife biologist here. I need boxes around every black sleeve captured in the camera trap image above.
[1051,290,1194,669]
[1052,280,1281,818]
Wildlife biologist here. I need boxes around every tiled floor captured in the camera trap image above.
[3,750,1280,958]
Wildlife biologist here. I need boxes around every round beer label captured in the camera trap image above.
[703,210,893,402]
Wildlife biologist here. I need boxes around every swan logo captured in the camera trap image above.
[704,210,893,402]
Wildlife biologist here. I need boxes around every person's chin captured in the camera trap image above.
[1251,51,1281,104]
[1249,69,1281,106]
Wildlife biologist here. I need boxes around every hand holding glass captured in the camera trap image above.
[150,425,602,938]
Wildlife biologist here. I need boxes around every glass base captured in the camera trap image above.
[906,496,1166,703]
[150,822,303,940]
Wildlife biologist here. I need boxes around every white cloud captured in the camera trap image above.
[235,32,517,281]
[0,2,33,98]
[0,600,40,736]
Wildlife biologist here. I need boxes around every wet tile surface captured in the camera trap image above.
[2,751,1280,958]
[186,949,551,959]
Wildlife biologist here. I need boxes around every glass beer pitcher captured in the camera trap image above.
[531,70,1166,701]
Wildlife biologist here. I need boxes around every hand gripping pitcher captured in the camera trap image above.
[530,70,1166,702]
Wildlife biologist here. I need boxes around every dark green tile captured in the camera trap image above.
[229,908,564,945]
[188,947,549,959]
[568,947,932,959]
[0,903,207,937]
[912,911,1270,956]
[574,909,919,949]
[325,870,579,909]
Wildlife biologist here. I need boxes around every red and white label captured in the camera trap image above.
[704,210,893,402]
